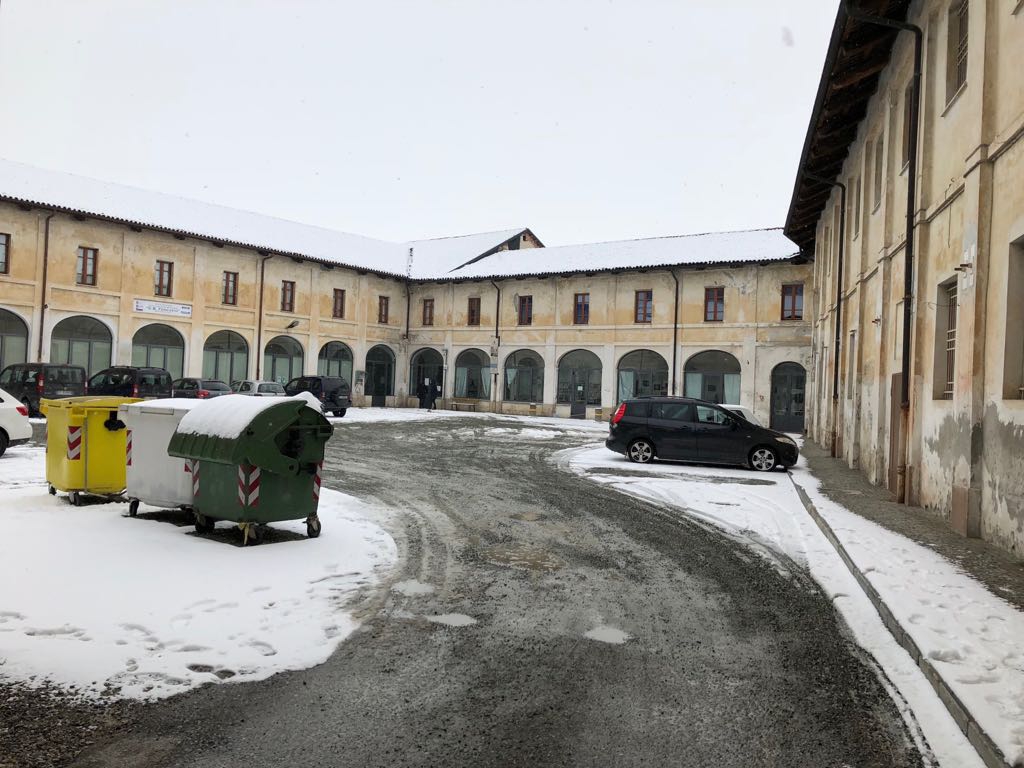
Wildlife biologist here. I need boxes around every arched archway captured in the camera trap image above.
[409,348,443,395]
[0,308,29,370]
[557,349,601,406]
[683,350,741,404]
[454,348,490,399]
[770,362,806,432]
[132,323,185,378]
[203,330,249,383]
[50,315,112,375]
[617,349,668,402]
[365,345,395,404]
[504,349,544,403]
[264,336,303,384]
[318,341,353,382]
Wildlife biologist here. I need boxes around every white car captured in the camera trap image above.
[231,380,287,397]
[722,404,762,427]
[0,386,32,456]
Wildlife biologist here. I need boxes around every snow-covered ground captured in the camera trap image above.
[0,444,396,701]
[333,406,609,434]
[559,444,989,768]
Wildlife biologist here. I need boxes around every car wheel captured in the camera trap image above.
[0,429,8,458]
[749,446,778,472]
[333,409,346,418]
[627,439,655,464]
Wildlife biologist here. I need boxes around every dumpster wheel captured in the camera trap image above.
[193,511,216,535]
[128,499,139,517]
[306,515,322,539]
[69,491,82,507]
[240,522,265,546]
[48,485,56,496]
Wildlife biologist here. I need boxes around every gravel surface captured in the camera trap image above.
[10,417,922,767]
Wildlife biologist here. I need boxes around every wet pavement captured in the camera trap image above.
[70,416,922,768]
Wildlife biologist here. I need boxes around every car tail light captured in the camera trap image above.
[16,405,28,416]
[132,382,139,397]
[197,390,210,399]
[611,403,627,425]
[36,375,44,395]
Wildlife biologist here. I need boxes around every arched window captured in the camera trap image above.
[318,341,353,382]
[683,350,741,404]
[203,330,249,384]
[770,362,806,432]
[454,348,491,399]
[504,349,544,402]
[50,316,112,375]
[617,349,668,402]
[409,348,444,393]
[0,308,29,370]
[264,336,304,384]
[557,349,601,405]
[132,323,185,378]
[365,345,395,396]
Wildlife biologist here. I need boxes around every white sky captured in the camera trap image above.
[0,0,838,246]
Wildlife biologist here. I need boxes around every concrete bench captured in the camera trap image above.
[451,400,478,412]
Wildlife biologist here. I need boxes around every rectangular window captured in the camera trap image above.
[0,233,9,274]
[704,286,724,322]
[332,288,345,319]
[76,247,97,286]
[517,295,533,325]
[872,136,884,209]
[467,296,481,326]
[154,260,173,297]
[222,271,238,305]
[847,330,857,398]
[947,0,969,102]
[634,290,653,323]
[934,280,958,399]
[1003,238,1024,398]
[422,298,434,326]
[281,280,295,312]
[378,295,390,324]
[573,292,590,325]
[781,284,804,320]
[902,82,914,168]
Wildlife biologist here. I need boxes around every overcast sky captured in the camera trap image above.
[0,0,838,246]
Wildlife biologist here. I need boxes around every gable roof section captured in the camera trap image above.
[784,0,910,254]
[406,228,535,278]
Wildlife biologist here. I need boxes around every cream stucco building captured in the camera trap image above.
[787,0,1024,557]
[0,160,812,428]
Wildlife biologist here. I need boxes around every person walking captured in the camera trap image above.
[416,380,428,409]
[427,379,440,411]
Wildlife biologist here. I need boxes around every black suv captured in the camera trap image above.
[284,375,351,417]
[606,397,799,471]
[172,378,231,399]
[87,367,172,398]
[0,363,87,416]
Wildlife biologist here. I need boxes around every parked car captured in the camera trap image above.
[87,367,173,398]
[722,403,762,427]
[172,378,231,399]
[231,380,287,397]
[284,375,351,417]
[0,363,87,416]
[606,396,799,471]
[0,386,32,457]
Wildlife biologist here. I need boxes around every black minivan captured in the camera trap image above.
[0,363,88,416]
[606,397,799,471]
[87,367,173,398]
[284,375,351,417]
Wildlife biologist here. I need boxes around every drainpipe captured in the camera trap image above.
[843,1,922,502]
[404,247,412,340]
[490,280,501,412]
[254,253,274,379]
[806,172,846,457]
[670,269,680,395]
[490,280,501,346]
[36,212,56,361]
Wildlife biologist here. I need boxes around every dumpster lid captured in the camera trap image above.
[120,398,205,417]
[174,395,318,439]
[41,396,142,413]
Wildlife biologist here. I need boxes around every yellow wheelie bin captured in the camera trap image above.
[40,396,141,505]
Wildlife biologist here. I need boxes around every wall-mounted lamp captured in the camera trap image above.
[285,319,300,330]
[953,263,973,273]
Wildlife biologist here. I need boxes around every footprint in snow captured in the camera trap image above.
[248,640,277,656]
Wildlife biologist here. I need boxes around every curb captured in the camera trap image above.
[789,479,1015,768]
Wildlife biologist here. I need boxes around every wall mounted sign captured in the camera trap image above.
[133,299,192,318]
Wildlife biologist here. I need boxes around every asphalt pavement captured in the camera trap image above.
[72,416,923,768]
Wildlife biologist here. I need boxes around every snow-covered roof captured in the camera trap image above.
[443,228,800,280]
[0,158,526,279]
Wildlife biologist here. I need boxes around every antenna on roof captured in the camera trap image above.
[406,247,413,278]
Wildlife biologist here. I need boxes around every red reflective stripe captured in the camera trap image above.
[237,464,261,507]
[313,462,322,501]
[67,426,83,460]
[125,429,133,466]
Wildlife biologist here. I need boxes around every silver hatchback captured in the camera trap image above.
[231,380,287,397]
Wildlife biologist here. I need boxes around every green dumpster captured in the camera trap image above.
[166,396,333,544]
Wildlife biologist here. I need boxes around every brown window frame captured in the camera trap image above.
[332,288,345,319]
[281,280,295,312]
[573,292,590,325]
[781,284,804,321]
[222,271,238,305]
[0,233,10,275]
[704,286,724,322]
[467,296,481,326]
[517,295,533,326]
[422,297,435,326]
[378,295,390,324]
[76,246,98,286]
[634,290,653,324]
[947,0,969,102]
[154,260,174,297]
